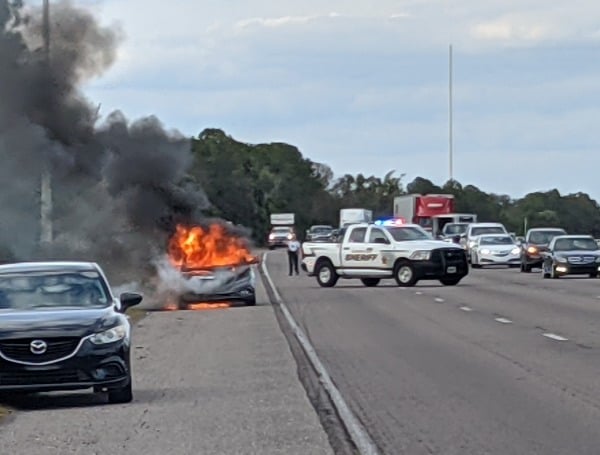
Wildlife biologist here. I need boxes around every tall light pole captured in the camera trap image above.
[448,44,454,182]
[40,0,53,245]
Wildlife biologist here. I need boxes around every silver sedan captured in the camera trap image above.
[470,234,521,268]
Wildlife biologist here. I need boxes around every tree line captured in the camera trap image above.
[191,129,600,243]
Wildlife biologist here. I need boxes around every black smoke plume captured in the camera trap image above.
[0,0,209,282]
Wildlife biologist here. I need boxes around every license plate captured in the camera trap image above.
[447,266,457,274]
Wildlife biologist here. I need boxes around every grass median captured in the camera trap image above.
[128,307,148,324]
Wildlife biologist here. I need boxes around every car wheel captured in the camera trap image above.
[108,377,133,404]
[439,277,461,286]
[551,264,560,279]
[589,272,599,278]
[394,261,418,287]
[245,295,256,306]
[521,261,531,272]
[471,254,481,268]
[360,278,380,287]
[316,261,338,287]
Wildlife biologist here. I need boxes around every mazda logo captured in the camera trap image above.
[30,339,47,355]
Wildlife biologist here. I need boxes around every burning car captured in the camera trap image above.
[167,224,259,308]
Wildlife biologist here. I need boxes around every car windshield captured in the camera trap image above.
[480,236,514,245]
[311,226,332,234]
[471,226,505,236]
[529,230,565,244]
[444,224,467,235]
[385,226,432,241]
[0,271,110,311]
[554,238,599,251]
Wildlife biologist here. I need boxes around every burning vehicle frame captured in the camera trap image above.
[166,224,259,309]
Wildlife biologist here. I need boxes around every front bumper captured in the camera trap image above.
[413,249,469,280]
[268,238,289,248]
[301,257,316,275]
[479,252,520,266]
[179,286,255,304]
[0,340,130,393]
[554,264,600,276]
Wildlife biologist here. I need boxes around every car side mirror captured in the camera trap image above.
[119,292,143,313]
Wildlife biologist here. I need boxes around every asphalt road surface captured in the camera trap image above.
[0,267,332,455]
[265,250,600,455]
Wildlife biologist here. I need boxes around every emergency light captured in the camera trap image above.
[374,217,406,226]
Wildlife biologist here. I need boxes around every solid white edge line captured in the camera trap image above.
[543,333,569,341]
[261,252,380,455]
[494,317,513,324]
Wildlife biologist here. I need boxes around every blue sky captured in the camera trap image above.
[51,0,600,201]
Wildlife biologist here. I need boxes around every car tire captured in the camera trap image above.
[439,277,462,286]
[245,295,256,306]
[394,261,418,287]
[360,278,380,287]
[108,378,133,404]
[315,261,338,287]
[521,261,531,272]
[589,272,598,279]
[551,265,560,279]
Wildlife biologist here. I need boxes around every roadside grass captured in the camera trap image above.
[0,405,11,423]
[127,307,148,324]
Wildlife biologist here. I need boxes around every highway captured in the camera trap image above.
[265,250,600,455]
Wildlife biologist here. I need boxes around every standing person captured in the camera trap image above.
[287,233,301,276]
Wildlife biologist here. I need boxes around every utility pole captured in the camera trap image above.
[40,0,53,245]
[448,44,454,182]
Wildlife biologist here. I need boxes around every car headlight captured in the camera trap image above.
[268,234,275,240]
[595,257,600,263]
[511,248,520,255]
[468,241,476,248]
[410,250,431,260]
[527,246,537,254]
[89,325,127,345]
[555,256,567,263]
[480,248,491,255]
[287,234,293,240]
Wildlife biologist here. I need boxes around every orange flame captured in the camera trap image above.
[168,223,258,269]
[185,302,231,311]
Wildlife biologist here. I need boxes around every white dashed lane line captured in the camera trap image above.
[459,306,473,312]
[543,333,569,342]
[434,298,444,303]
[494,317,513,324]
[415,291,423,295]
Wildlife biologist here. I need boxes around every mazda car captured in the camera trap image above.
[541,235,600,278]
[0,262,142,403]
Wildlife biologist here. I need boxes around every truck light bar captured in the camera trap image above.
[374,217,406,226]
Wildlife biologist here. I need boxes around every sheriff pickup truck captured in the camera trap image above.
[301,222,468,287]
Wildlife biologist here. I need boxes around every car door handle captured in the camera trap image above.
[366,247,373,252]
[343,247,350,250]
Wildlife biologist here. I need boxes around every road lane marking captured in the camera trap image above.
[494,317,513,324]
[261,252,380,455]
[434,298,444,303]
[459,306,472,312]
[415,291,423,295]
[543,333,569,341]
